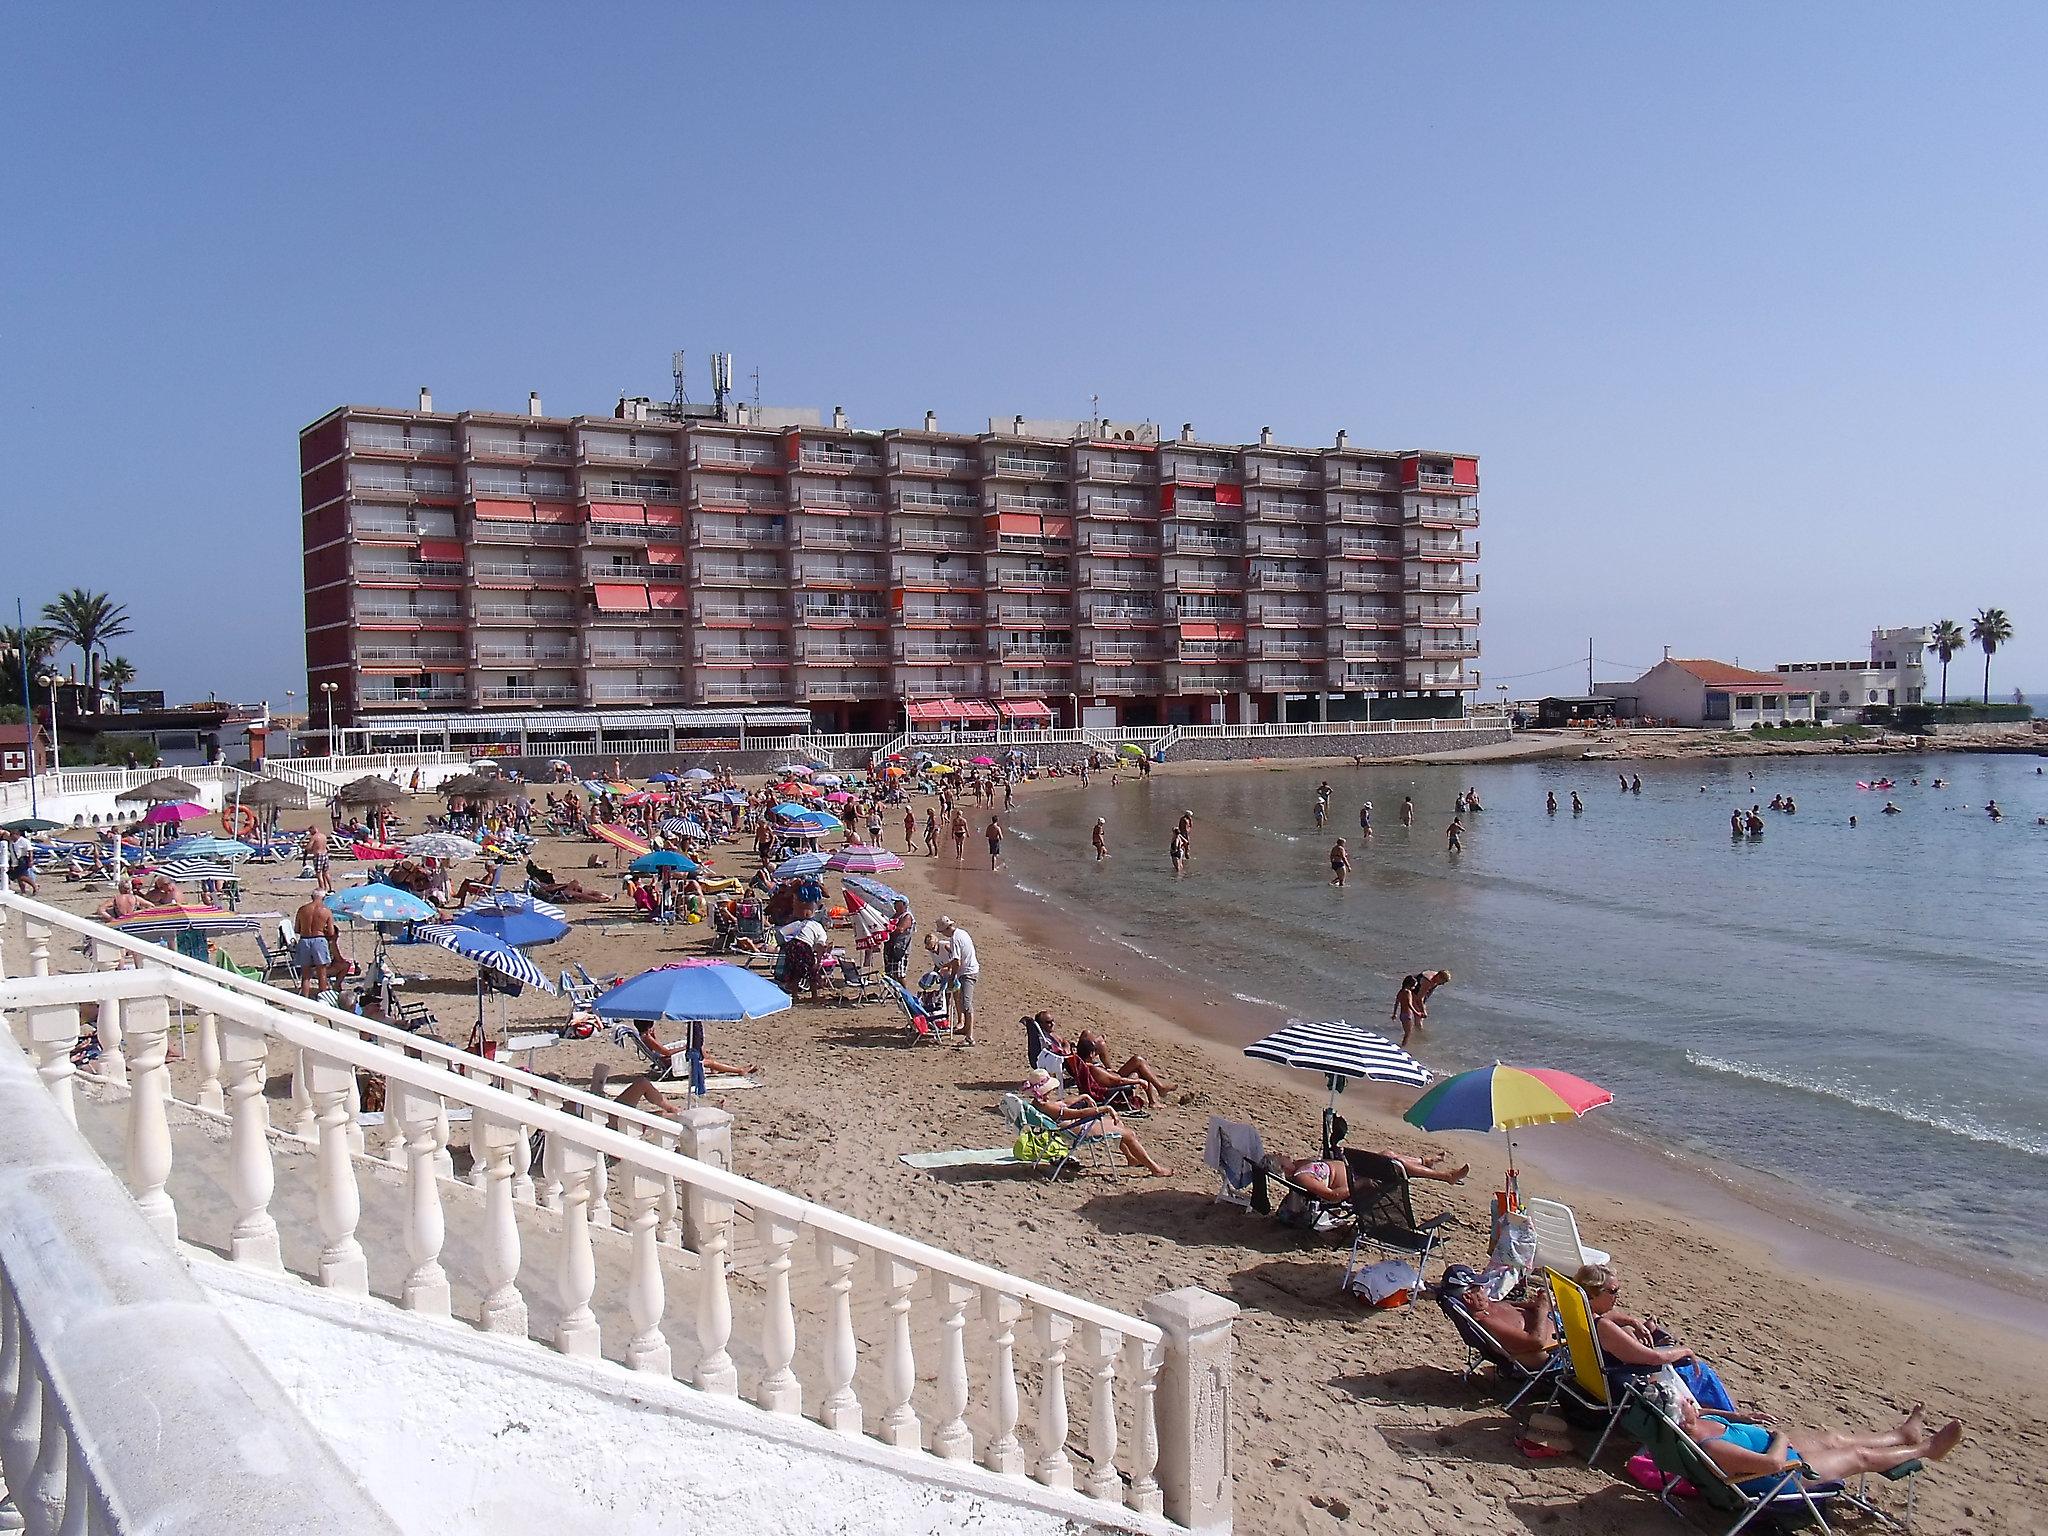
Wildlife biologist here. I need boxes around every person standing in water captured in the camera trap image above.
[1630,774,1643,794]
[1329,837,1351,886]
[1091,817,1109,861]
[1359,801,1373,838]
[1392,974,1422,1048]
[985,815,1003,871]
[1401,795,1415,827]
[1547,791,1559,815]
[1168,825,1189,878]
[1446,816,1465,854]
[1570,791,1584,815]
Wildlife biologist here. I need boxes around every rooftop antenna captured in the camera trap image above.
[750,366,762,418]
[1090,392,1101,435]
[671,350,690,406]
[710,352,733,416]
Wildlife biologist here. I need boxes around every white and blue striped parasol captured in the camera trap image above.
[150,858,241,884]
[412,925,555,991]
[1244,1019,1431,1089]
[460,891,568,922]
[659,816,709,840]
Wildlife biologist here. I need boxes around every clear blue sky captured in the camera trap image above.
[5,3,2043,706]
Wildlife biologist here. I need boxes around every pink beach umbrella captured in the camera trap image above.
[826,844,905,874]
[822,790,855,805]
[970,755,997,767]
[143,800,210,826]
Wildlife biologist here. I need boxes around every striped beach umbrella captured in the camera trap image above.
[149,858,241,885]
[826,844,904,874]
[842,873,906,907]
[592,823,651,857]
[773,851,827,880]
[659,816,708,840]
[461,891,567,922]
[158,835,257,862]
[704,789,747,807]
[1246,1018,1431,1153]
[412,925,554,991]
[680,767,716,782]
[111,905,263,939]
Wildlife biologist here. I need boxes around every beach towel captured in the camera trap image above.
[1203,1117,1267,1205]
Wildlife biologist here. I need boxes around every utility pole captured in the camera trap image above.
[1587,638,1595,693]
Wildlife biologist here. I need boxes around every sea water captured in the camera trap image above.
[1004,750,2048,1277]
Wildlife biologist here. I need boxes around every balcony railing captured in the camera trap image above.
[1085,569,1162,591]
[471,521,580,545]
[695,606,789,625]
[697,647,793,666]
[893,528,979,552]
[997,642,1076,661]
[1406,638,1482,658]
[796,487,887,511]
[1252,638,1325,660]
[580,439,677,464]
[350,430,457,456]
[1330,466,1390,489]
[1405,539,1481,560]
[1076,459,1150,482]
[1245,535,1320,557]
[1328,500,1398,524]
[472,562,576,582]
[359,685,466,704]
[469,436,572,461]
[1247,463,1319,486]
[358,560,465,582]
[895,569,981,590]
[1331,540,1401,560]
[1404,503,1479,526]
[793,676,893,698]
[588,646,688,664]
[1163,533,1243,556]
[1164,570,1241,591]
[1250,570,1323,591]
[692,564,787,586]
[691,443,778,468]
[895,451,976,475]
[1332,571,1400,593]
[793,527,885,550]
[359,646,466,665]
[1329,607,1400,628]
[587,481,682,503]
[1082,642,1163,662]
[1159,459,1235,485]
[473,604,576,624]
[470,479,573,502]
[1247,500,1322,524]
[1084,606,1163,625]
[1250,606,1320,627]
[693,484,788,508]
[1175,641,1246,660]
[899,605,984,625]
[799,448,884,472]
[1167,499,1240,522]
[1079,493,1151,516]
[990,453,1065,478]
[799,602,889,623]
[358,605,462,624]
[1405,572,1482,593]
[477,684,581,703]
[1079,531,1162,554]
[899,643,985,663]
[994,605,1075,625]
[349,477,459,501]
[896,487,980,511]
[994,492,1071,514]
[690,524,786,547]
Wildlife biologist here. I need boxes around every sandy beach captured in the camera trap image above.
[37,770,2047,1535]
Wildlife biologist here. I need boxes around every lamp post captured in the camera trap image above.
[319,681,337,755]
[36,672,61,775]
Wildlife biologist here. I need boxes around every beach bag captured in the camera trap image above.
[1491,1209,1537,1273]
[1347,1258,1423,1307]
[1013,1127,1066,1165]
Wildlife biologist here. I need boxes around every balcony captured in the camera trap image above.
[689,522,785,550]
[691,562,786,588]
[996,641,1076,663]
[587,644,687,665]
[467,435,571,463]
[589,681,687,704]
[1336,638,1401,662]
[1084,568,1162,592]
[1083,604,1163,626]
[472,562,576,584]
[691,484,787,510]
[357,560,464,584]
[349,514,440,540]
[1249,604,1320,627]
[1404,503,1480,527]
[896,486,981,512]
[477,683,582,704]
[697,645,793,666]
[690,443,779,470]
[470,521,580,546]
[1407,606,1481,628]
[798,448,884,473]
[793,675,893,700]
[794,486,886,512]
[469,479,573,503]
[1247,499,1322,524]
[1251,637,1325,660]
[358,684,466,706]
[1406,638,1483,659]
[894,566,982,591]
[584,520,654,545]
[991,534,1075,560]
[1248,666,1321,691]
[898,604,984,627]
[1081,640,1164,663]
[474,647,578,667]
[993,603,1075,626]
[1078,529,1161,554]
[358,644,466,666]
[348,476,459,503]
[898,642,984,664]
[1076,458,1151,483]
[1329,607,1400,629]
[1405,571,1482,594]
[1250,569,1323,592]
[695,676,787,703]
[1159,458,1236,486]
[1164,569,1242,592]
[580,562,659,582]
[579,437,676,466]
[1166,498,1240,523]
[349,428,457,458]
[1405,539,1481,560]
[1405,666,1476,691]
[988,452,1065,479]
[1330,663,1400,690]
[1174,641,1246,661]
[1330,466,1391,489]
[1245,533,1321,558]
[357,603,462,625]
[1328,500,1399,525]
[473,603,577,626]
[798,600,889,624]
[586,480,682,504]
[1163,531,1243,557]
[794,560,887,589]
[798,641,888,664]
[1331,538,1401,560]
[1246,462,1319,487]
[1332,570,1400,594]
[904,672,987,699]
[892,527,979,553]
[694,604,789,626]
[792,525,885,551]
[1078,492,1152,517]
[894,451,977,476]
[1079,671,1163,696]
[993,492,1071,515]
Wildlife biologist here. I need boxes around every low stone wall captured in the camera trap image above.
[1162,726,1509,764]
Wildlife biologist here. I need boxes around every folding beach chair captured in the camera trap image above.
[834,954,887,1005]
[1437,1290,1568,1410]
[888,977,955,1042]
[1002,1092,1116,1180]
[1203,1117,1266,1209]
[1622,1393,1853,1536]
[1340,1151,1456,1301]
[256,932,299,987]
[1525,1197,1611,1274]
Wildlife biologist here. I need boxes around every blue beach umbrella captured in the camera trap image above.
[451,906,570,948]
[594,960,792,1023]
[461,891,568,922]
[842,874,906,908]
[681,768,715,782]
[660,816,709,840]
[648,771,681,785]
[774,851,827,880]
[787,809,843,831]
[158,834,258,862]
[770,801,815,819]
[325,883,437,923]
[704,789,748,806]
[629,850,699,874]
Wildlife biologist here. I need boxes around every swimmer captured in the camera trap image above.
[1329,837,1351,886]
[1849,815,1858,827]
[1400,795,1415,827]
[1882,802,1902,815]
[1445,816,1465,854]
[1570,791,1584,815]
[1547,791,1558,815]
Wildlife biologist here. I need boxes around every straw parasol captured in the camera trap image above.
[335,776,408,806]
[442,774,520,800]
[115,775,202,804]
[238,777,312,808]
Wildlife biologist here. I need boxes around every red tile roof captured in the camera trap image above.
[1668,658,1810,692]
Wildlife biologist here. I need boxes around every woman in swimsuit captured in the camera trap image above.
[1664,1384,1959,1494]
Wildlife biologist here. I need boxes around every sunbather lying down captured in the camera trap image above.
[588,1059,754,1118]
[1021,1069,1175,1177]
[1439,1264,1558,1369]
[1268,1150,1470,1203]
[1648,1378,1961,1492]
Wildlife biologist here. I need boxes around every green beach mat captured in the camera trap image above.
[900,1147,1020,1170]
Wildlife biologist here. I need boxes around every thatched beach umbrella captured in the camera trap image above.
[238,777,312,808]
[441,774,519,799]
[115,775,202,804]
[335,776,407,806]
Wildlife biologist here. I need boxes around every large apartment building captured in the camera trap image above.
[300,391,1480,731]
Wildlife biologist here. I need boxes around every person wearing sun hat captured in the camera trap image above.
[1438,1264,1559,1371]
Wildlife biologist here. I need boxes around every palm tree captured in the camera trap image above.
[1970,607,2014,704]
[100,655,136,706]
[0,624,57,680]
[39,589,132,690]
[1929,618,1966,706]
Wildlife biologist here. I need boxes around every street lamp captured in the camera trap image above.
[319,681,338,754]
[35,673,61,774]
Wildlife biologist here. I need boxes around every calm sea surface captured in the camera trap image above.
[1002,750,2048,1277]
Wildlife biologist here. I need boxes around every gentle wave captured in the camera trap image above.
[1231,990,1286,1009]
[1685,1052,2048,1158]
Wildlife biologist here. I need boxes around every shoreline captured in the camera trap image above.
[942,811,2048,1330]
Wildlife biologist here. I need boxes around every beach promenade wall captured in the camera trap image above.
[0,890,1232,1535]
[1159,724,1508,763]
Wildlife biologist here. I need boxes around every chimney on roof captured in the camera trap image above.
[527,391,542,418]
[832,405,847,430]
[1179,423,1194,443]
[1012,415,1025,435]
[1663,645,1671,661]
[1335,428,1348,450]
[1259,426,1273,447]
[924,410,937,432]
[418,387,433,412]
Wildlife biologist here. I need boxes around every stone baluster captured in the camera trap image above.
[690,1183,738,1396]
[980,1289,1025,1476]
[814,1234,863,1435]
[344,1071,366,1157]
[511,1120,537,1205]
[89,943,126,1085]
[1141,1288,1239,1533]
[929,1276,976,1462]
[59,1421,100,1536]
[220,1019,282,1269]
[551,1139,601,1357]
[588,1147,616,1232]
[621,1168,671,1375]
[23,1005,81,1125]
[120,994,177,1244]
[874,1254,921,1449]
[1123,1332,1165,1516]
[674,1106,732,1251]
[0,1300,37,1524]
[194,1008,224,1114]
[654,1132,682,1246]
[473,1110,528,1336]
[430,1099,455,1181]
[395,1083,451,1317]
[1081,1323,1124,1503]
[288,1047,317,1141]
[1033,1308,1075,1491]
[25,1357,68,1536]
[306,1052,369,1293]
[26,919,50,977]
[536,1125,564,1212]
[754,1215,802,1415]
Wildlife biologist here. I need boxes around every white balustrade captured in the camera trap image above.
[0,890,1234,1532]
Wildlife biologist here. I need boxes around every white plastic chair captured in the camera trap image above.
[1524,1196,1611,1274]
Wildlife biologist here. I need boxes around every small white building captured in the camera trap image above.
[1596,657,1817,728]
[1774,625,1931,721]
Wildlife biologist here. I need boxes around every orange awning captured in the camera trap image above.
[592,583,651,613]
[473,499,535,522]
[644,505,682,527]
[996,512,1042,535]
[533,502,577,525]
[648,584,686,610]
[588,501,647,525]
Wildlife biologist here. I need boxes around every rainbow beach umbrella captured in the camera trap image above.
[1403,1062,1612,1178]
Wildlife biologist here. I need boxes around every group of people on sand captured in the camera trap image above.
[1442,1260,1962,1489]
[1017,1010,1181,1176]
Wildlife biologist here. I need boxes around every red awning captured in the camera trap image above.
[592,583,651,613]
[533,502,577,525]
[995,512,1042,534]
[588,501,647,525]
[1179,621,1219,640]
[907,700,956,724]
[417,539,464,563]
[473,499,535,522]
[958,699,998,722]
[647,546,684,565]
[996,699,1054,721]
[648,584,686,610]
[643,505,683,527]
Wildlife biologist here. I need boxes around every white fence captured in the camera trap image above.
[0,892,1233,1531]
